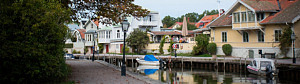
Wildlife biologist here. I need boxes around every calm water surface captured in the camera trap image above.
[127,65,297,84]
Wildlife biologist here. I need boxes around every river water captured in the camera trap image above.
[127,65,298,84]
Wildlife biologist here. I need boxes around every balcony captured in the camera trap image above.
[98,38,110,43]
[138,21,158,27]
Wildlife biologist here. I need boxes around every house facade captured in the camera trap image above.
[98,11,163,53]
[208,0,300,58]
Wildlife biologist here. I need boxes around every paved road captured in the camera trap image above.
[66,60,148,84]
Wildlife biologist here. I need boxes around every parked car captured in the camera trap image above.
[64,54,74,59]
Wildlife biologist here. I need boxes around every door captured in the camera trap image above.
[106,45,109,53]
[120,44,123,53]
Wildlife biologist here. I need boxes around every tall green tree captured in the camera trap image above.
[279,27,292,57]
[162,15,176,28]
[126,29,150,53]
[159,36,166,54]
[0,0,71,83]
[192,34,209,55]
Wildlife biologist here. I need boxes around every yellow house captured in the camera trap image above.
[208,0,300,58]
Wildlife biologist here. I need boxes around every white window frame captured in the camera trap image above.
[257,30,264,42]
[117,30,120,38]
[221,31,227,42]
[274,29,282,42]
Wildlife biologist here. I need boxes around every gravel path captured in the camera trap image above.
[66,60,148,84]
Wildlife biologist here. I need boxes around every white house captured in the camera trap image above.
[98,11,163,53]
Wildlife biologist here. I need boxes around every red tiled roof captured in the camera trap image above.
[209,0,299,27]
[261,0,300,24]
[77,29,86,39]
[196,14,219,28]
[208,14,232,27]
[241,0,279,12]
[93,20,99,26]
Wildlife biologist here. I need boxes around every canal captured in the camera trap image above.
[75,56,300,84]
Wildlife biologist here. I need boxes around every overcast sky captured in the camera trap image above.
[133,0,237,18]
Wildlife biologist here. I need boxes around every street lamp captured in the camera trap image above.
[291,33,296,63]
[121,18,130,76]
[93,31,98,62]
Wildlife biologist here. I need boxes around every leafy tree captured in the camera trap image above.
[192,34,209,55]
[162,15,176,28]
[62,0,150,24]
[176,22,198,30]
[159,36,166,54]
[198,10,219,21]
[279,27,292,57]
[184,12,200,22]
[84,47,89,54]
[168,40,175,54]
[126,29,149,53]
[0,0,71,83]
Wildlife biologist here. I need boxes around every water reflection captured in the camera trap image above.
[132,66,281,84]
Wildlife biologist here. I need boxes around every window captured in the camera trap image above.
[248,11,255,22]
[106,31,109,38]
[116,44,119,49]
[117,30,120,38]
[241,12,247,22]
[108,31,111,39]
[258,31,264,42]
[243,32,249,42]
[89,34,91,41]
[275,30,282,42]
[222,32,227,42]
[233,13,240,23]
[91,24,93,28]
[199,23,205,28]
[257,13,265,21]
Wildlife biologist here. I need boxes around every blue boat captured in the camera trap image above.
[136,55,160,66]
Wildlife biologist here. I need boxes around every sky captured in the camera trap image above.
[133,0,237,18]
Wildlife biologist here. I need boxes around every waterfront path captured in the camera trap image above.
[66,60,160,84]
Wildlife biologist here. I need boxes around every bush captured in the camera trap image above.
[121,46,130,53]
[98,43,104,53]
[192,34,209,55]
[72,50,81,54]
[207,43,217,55]
[168,40,175,54]
[222,44,232,56]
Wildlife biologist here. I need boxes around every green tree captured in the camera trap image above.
[159,36,166,54]
[279,27,292,57]
[168,40,175,54]
[198,10,219,21]
[176,22,198,30]
[184,12,200,22]
[98,43,104,53]
[121,46,130,53]
[0,0,71,83]
[126,29,150,53]
[192,34,209,55]
[162,15,176,28]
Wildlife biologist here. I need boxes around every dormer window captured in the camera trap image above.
[241,12,247,22]
[248,11,255,22]
[233,11,256,23]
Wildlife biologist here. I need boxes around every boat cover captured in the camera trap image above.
[144,69,158,75]
[144,55,159,61]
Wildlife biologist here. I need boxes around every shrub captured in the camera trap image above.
[98,43,104,53]
[192,34,209,55]
[168,40,175,54]
[207,43,217,55]
[222,44,232,56]
[72,50,81,54]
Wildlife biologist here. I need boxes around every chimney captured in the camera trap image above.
[220,9,225,15]
[277,0,282,11]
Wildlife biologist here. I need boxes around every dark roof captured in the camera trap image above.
[261,0,300,24]
[208,14,232,27]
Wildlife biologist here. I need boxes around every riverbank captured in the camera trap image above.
[66,60,162,84]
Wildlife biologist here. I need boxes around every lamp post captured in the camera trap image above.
[291,33,296,63]
[121,18,130,76]
[93,31,97,62]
